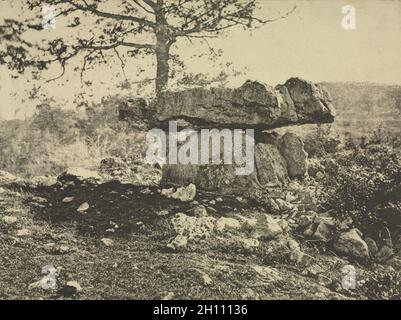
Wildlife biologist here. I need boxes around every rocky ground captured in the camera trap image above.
[0,168,400,300]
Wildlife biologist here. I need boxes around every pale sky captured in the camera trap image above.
[1,0,401,119]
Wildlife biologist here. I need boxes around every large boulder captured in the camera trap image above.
[255,143,289,186]
[284,78,336,123]
[278,132,308,179]
[334,229,370,260]
[160,132,290,195]
[154,78,335,129]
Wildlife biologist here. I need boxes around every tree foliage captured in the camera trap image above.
[0,0,295,94]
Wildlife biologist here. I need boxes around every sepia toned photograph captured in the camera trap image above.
[0,0,401,303]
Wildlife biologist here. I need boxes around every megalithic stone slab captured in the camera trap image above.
[154,78,335,129]
[160,129,291,196]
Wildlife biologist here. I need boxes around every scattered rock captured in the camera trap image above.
[62,197,75,203]
[28,280,43,290]
[101,238,114,246]
[364,237,379,256]
[30,196,47,204]
[169,213,216,247]
[240,288,259,300]
[312,221,333,241]
[275,198,294,212]
[161,184,196,202]
[161,291,175,300]
[287,239,300,251]
[195,270,212,285]
[334,229,369,260]
[59,281,82,297]
[0,170,22,185]
[188,205,208,217]
[376,245,394,262]
[54,244,70,254]
[167,235,188,250]
[216,217,241,231]
[15,228,31,237]
[297,214,315,228]
[2,215,18,225]
[267,198,280,213]
[277,219,289,231]
[77,202,90,213]
[156,210,169,217]
[29,176,57,187]
[238,237,260,249]
[252,214,283,239]
[66,281,82,293]
[252,265,282,282]
[99,156,162,186]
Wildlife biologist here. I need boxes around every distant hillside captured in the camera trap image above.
[321,82,401,137]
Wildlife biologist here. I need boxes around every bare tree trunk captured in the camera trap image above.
[154,0,171,95]
[155,36,170,95]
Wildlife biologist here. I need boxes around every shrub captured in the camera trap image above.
[303,125,341,158]
[321,144,401,235]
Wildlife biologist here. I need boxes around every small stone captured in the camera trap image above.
[189,205,208,217]
[275,198,294,212]
[268,198,280,213]
[31,196,47,204]
[290,249,313,266]
[285,192,298,203]
[235,197,248,205]
[56,245,70,254]
[209,200,216,205]
[303,224,315,237]
[162,292,175,300]
[2,216,17,225]
[28,280,43,290]
[198,272,212,285]
[167,235,188,250]
[252,214,283,239]
[16,228,31,237]
[161,184,196,202]
[206,206,217,214]
[364,237,379,256]
[315,171,325,180]
[0,187,6,194]
[334,228,369,260]
[312,221,333,241]
[252,265,282,281]
[216,217,241,231]
[239,237,260,249]
[62,197,74,203]
[101,238,114,246]
[43,243,56,251]
[298,214,315,228]
[277,219,289,231]
[156,210,169,216]
[376,245,394,262]
[66,281,82,293]
[287,239,300,251]
[77,202,90,213]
